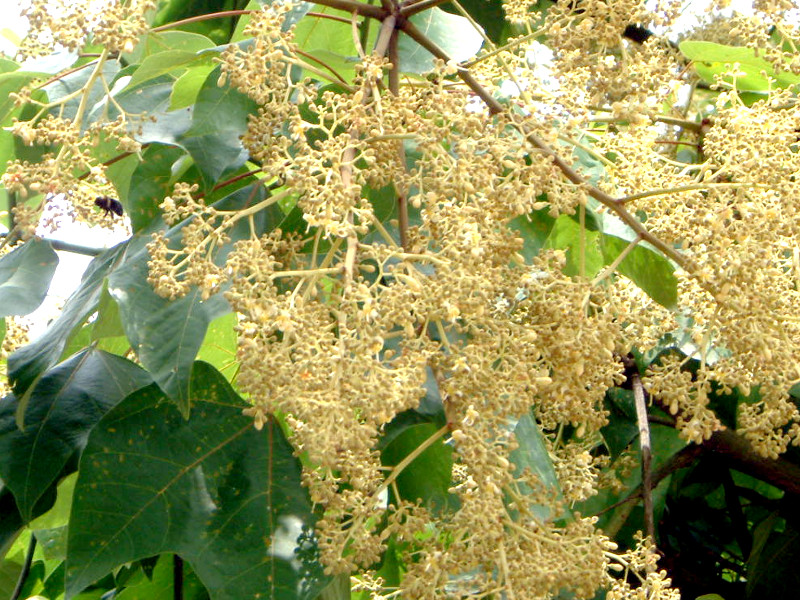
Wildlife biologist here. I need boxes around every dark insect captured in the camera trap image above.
[94,196,124,218]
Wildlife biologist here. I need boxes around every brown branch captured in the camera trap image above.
[36,60,98,89]
[307,11,357,24]
[295,48,351,86]
[705,428,800,498]
[150,10,254,33]
[632,369,655,550]
[400,0,452,17]
[304,0,387,20]
[387,27,409,250]
[398,19,690,271]
[594,443,704,520]
[77,150,138,181]
[596,423,800,537]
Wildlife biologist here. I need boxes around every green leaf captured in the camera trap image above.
[196,312,238,381]
[108,252,227,416]
[44,61,121,125]
[108,77,194,145]
[107,183,284,414]
[599,233,677,308]
[31,473,78,563]
[0,238,58,318]
[0,348,152,521]
[511,208,556,261]
[588,206,678,308]
[123,31,218,64]
[0,484,25,559]
[747,517,800,598]
[0,557,23,599]
[170,62,216,110]
[126,144,187,232]
[293,7,364,60]
[8,244,125,396]
[544,215,604,277]
[509,413,562,521]
[126,47,215,90]
[90,285,126,342]
[65,362,328,600]
[180,66,257,186]
[679,41,800,92]
[397,8,483,74]
[115,554,208,600]
[381,423,454,513]
[601,388,639,459]
[0,70,48,122]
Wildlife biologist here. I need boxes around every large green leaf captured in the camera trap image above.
[43,61,121,125]
[107,183,285,414]
[544,214,604,278]
[107,244,228,415]
[126,49,214,90]
[124,31,216,89]
[509,413,562,521]
[151,0,244,45]
[170,63,217,110]
[8,243,126,396]
[104,77,194,145]
[114,553,208,600]
[126,144,187,232]
[596,212,678,308]
[65,362,328,600]
[196,312,238,381]
[511,207,556,261]
[0,348,152,521]
[0,238,58,318]
[397,8,483,74]
[180,66,257,186]
[123,30,218,64]
[0,484,25,559]
[747,516,800,599]
[0,70,48,123]
[680,41,800,92]
[293,6,364,59]
[381,422,455,513]
[31,473,78,564]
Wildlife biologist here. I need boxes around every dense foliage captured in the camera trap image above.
[2,0,800,599]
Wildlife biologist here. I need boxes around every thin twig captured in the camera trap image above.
[387,27,410,250]
[632,366,655,554]
[10,534,36,600]
[400,0,451,17]
[150,10,254,33]
[300,0,386,19]
[398,19,690,271]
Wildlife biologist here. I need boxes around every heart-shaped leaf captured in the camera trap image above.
[65,362,327,600]
[0,348,152,520]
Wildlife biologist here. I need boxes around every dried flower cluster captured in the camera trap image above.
[9,0,800,598]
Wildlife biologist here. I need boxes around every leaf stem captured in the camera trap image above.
[150,10,254,33]
[377,424,450,497]
[301,0,386,20]
[617,181,772,204]
[10,534,36,600]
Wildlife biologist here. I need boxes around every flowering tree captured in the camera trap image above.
[1,0,800,598]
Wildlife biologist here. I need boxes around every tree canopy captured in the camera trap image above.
[1,1,800,599]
